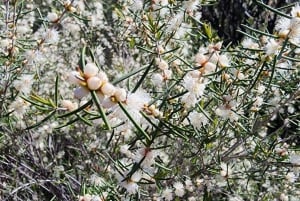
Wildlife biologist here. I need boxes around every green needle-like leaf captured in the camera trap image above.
[91,91,111,130]
[118,102,151,141]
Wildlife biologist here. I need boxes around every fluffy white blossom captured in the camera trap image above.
[188,111,209,129]
[173,181,185,197]
[116,171,142,194]
[43,29,59,44]
[264,38,280,55]
[13,74,34,95]
[161,187,173,201]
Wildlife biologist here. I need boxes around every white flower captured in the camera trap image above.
[218,54,231,67]
[203,62,216,74]
[14,74,34,95]
[163,69,172,80]
[152,73,164,86]
[289,17,300,39]
[166,13,184,33]
[43,29,59,44]
[47,12,58,22]
[117,171,142,194]
[173,181,185,197]
[254,97,264,107]
[228,195,244,201]
[79,194,92,201]
[257,85,266,94]
[25,49,44,65]
[276,17,300,40]
[241,38,259,49]
[133,147,156,168]
[126,90,150,112]
[185,179,194,192]
[182,72,206,98]
[188,197,197,201]
[188,111,209,129]
[90,174,106,186]
[184,0,199,11]
[291,3,300,17]
[286,172,297,183]
[195,53,208,65]
[182,92,198,108]
[215,97,241,122]
[161,187,173,201]
[155,58,169,70]
[120,144,133,158]
[9,97,30,119]
[264,38,280,56]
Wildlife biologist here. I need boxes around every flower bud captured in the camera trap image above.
[101,82,116,97]
[84,63,98,78]
[61,100,78,111]
[47,12,58,22]
[114,88,127,102]
[97,71,108,83]
[87,76,102,90]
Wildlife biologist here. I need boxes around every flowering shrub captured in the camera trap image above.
[0,0,299,201]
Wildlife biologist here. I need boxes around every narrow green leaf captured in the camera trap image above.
[76,114,93,126]
[132,59,154,93]
[112,65,148,85]
[267,55,277,91]
[255,0,292,19]
[241,24,278,38]
[21,96,49,109]
[91,91,111,130]
[237,30,259,41]
[54,75,59,107]
[196,103,213,123]
[30,94,53,107]
[248,61,266,91]
[136,46,155,54]
[26,110,56,130]
[80,45,86,71]
[58,100,93,118]
[155,162,172,171]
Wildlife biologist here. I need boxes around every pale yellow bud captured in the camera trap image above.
[87,76,102,90]
[97,71,108,83]
[114,88,127,102]
[61,100,77,111]
[84,63,98,78]
[101,82,116,97]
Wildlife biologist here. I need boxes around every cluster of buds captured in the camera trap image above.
[143,104,162,117]
[64,0,76,13]
[195,42,231,75]
[68,63,127,106]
